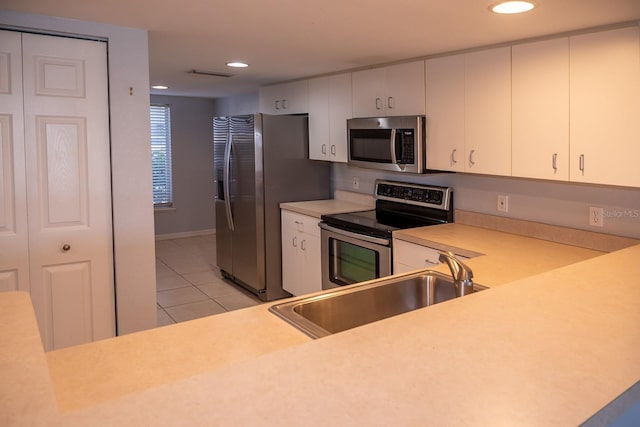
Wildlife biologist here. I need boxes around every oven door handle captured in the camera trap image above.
[319,223,391,246]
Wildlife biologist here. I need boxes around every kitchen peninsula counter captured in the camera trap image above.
[3,224,640,426]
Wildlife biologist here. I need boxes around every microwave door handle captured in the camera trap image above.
[390,129,398,164]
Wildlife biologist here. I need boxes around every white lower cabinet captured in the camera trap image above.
[281,210,322,296]
[393,239,443,274]
[393,239,470,274]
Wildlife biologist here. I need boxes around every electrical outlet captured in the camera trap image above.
[589,207,604,227]
[352,177,359,190]
[497,194,509,212]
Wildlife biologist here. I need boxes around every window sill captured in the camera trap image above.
[154,206,176,213]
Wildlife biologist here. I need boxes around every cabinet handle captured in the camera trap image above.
[274,100,280,110]
[451,149,457,165]
[469,149,476,167]
[282,99,287,109]
[292,236,297,247]
[301,240,306,251]
[321,144,326,155]
[424,259,439,266]
[579,154,585,174]
[330,144,336,155]
[552,153,558,173]
[387,96,393,109]
[375,97,382,110]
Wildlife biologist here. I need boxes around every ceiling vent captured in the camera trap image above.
[189,69,233,78]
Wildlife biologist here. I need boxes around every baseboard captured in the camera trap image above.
[155,229,216,241]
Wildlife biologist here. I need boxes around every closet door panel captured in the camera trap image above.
[22,33,115,350]
[0,30,29,293]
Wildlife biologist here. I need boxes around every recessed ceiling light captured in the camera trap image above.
[490,1,535,14]
[226,61,249,68]
[151,85,169,90]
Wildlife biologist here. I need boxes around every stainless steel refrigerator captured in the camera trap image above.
[213,113,331,301]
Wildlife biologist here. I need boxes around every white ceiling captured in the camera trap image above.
[3,0,640,99]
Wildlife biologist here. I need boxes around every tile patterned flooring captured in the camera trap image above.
[155,235,263,327]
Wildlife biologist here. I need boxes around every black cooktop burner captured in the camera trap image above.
[321,180,453,240]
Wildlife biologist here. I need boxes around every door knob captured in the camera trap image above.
[62,244,71,252]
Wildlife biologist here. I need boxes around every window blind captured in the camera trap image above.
[150,104,173,206]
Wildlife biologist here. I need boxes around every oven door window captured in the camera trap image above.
[349,129,393,163]
[329,238,379,286]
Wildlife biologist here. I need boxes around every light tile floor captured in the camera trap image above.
[155,235,263,327]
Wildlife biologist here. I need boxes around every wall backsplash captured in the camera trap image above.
[331,163,640,239]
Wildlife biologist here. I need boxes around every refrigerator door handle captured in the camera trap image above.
[223,133,235,231]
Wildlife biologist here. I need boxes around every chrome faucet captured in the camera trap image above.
[438,251,474,297]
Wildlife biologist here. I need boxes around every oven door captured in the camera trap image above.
[319,223,392,290]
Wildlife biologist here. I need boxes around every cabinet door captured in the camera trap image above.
[0,30,29,293]
[259,80,309,115]
[281,214,300,295]
[259,85,281,114]
[512,38,569,181]
[384,61,425,116]
[308,77,330,161]
[352,67,385,118]
[327,73,351,162]
[281,210,323,296]
[296,233,322,296]
[281,80,309,115]
[569,27,640,187]
[426,55,465,172]
[308,74,351,163]
[22,33,114,350]
[465,46,512,176]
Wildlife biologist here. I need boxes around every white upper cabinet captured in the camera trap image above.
[464,46,512,176]
[352,61,425,117]
[425,54,465,172]
[426,47,511,176]
[569,26,640,187]
[308,73,352,162]
[259,80,309,115]
[512,37,569,181]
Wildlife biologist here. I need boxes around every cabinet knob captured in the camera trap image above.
[62,244,71,252]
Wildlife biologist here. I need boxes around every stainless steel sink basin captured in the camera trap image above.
[270,270,485,339]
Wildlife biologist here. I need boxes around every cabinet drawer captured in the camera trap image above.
[393,239,441,270]
[281,210,321,237]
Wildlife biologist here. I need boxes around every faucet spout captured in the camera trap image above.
[438,251,474,297]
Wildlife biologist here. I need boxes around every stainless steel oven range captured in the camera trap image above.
[320,180,453,290]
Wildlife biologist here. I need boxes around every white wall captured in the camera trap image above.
[333,164,640,239]
[152,95,217,238]
[212,92,259,117]
[0,11,157,335]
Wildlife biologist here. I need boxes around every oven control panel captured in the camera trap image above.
[375,180,451,210]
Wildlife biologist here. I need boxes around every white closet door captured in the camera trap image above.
[22,33,114,350]
[0,30,29,293]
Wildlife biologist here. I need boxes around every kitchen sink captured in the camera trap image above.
[269,270,486,339]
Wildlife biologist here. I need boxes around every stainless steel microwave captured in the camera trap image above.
[347,116,426,174]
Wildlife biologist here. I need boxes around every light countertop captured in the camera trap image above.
[3,223,640,425]
[394,223,606,287]
[280,190,374,218]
